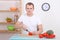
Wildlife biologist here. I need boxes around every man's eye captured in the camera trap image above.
[27,8,29,9]
[30,8,32,9]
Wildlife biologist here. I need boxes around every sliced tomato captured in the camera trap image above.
[28,32,33,36]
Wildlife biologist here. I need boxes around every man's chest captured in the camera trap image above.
[22,17,38,25]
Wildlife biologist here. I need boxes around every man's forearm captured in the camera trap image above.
[33,24,43,35]
[37,24,43,34]
[37,29,43,34]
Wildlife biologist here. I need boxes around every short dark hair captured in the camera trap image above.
[26,2,34,9]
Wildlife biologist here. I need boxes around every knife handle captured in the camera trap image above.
[26,29,29,32]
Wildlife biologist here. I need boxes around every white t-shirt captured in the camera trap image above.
[18,14,42,34]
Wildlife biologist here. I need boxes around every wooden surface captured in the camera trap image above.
[0,22,15,24]
[0,30,21,33]
[19,34,38,37]
[0,10,20,12]
[0,0,20,1]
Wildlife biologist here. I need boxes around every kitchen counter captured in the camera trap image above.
[10,34,56,40]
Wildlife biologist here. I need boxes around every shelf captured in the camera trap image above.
[0,30,21,33]
[0,0,22,33]
[0,0,21,1]
[0,22,15,24]
[0,10,20,12]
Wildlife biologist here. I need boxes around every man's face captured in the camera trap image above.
[26,5,34,15]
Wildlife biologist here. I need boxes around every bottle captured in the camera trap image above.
[14,14,19,23]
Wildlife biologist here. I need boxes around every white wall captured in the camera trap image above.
[22,0,60,39]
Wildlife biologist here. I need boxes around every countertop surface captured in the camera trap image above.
[0,33,58,40]
[9,34,56,40]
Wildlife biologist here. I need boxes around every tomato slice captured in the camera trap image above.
[28,32,33,36]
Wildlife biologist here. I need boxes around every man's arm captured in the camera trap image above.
[15,21,27,31]
[14,21,23,30]
[37,24,43,34]
[33,24,43,35]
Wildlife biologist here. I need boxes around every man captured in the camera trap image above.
[15,2,43,35]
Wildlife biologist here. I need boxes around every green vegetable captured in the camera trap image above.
[46,30,54,35]
[7,25,15,31]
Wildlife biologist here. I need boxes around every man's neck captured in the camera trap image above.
[27,13,33,17]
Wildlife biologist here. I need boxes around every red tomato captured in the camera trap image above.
[43,33,49,37]
[46,35,50,38]
[28,32,33,36]
[49,34,55,38]
[39,34,44,38]
[46,34,55,38]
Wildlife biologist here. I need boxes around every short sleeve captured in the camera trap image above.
[18,15,23,22]
[37,17,42,25]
